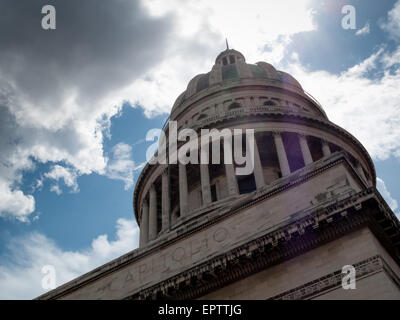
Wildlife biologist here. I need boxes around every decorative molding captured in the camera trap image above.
[128,190,380,300]
[270,255,387,300]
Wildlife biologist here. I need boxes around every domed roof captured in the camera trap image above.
[172,49,303,113]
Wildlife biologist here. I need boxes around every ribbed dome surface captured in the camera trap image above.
[172,49,303,112]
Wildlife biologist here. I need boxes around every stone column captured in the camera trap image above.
[322,139,331,157]
[200,164,212,205]
[179,162,188,216]
[299,134,313,165]
[248,134,265,189]
[161,168,169,232]
[139,199,149,247]
[273,132,291,177]
[148,184,158,241]
[224,139,239,196]
[171,210,178,226]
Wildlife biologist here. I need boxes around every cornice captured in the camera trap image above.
[129,189,388,300]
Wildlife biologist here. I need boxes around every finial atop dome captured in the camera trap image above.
[225,38,229,50]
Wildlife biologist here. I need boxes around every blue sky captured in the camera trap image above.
[0,0,400,299]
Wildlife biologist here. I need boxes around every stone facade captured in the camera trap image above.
[37,49,400,300]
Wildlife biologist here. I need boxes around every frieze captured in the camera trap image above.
[270,255,391,300]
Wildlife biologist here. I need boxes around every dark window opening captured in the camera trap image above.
[228,102,241,110]
[222,57,228,65]
[282,132,305,172]
[237,174,256,194]
[211,184,217,202]
[264,100,276,106]
[329,143,342,153]
[229,55,235,64]
[197,113,207,120]
[308,136,324,162]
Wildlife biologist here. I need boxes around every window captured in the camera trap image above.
[263,100,276,106]
[228,102,241,110]
[222,57,228,65]
[197,113,207,120]
[229,55,235,64]
[237,174,256,194]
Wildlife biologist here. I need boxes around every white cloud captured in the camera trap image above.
[129,0,316,115]
[105,143,139,190]
[49,185,62,196]
[45,165,79,194]
[0,0,172,221]
[2,0,398,225]
[355,22,370,36]
[377,177,399,216]
[285,45,400,161]
[0,218,139,300]
[0,180,35,222]
[380,0,400,41]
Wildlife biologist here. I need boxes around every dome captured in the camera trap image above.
[172,49,303,113]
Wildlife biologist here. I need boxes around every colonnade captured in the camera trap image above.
[139,131,332,247]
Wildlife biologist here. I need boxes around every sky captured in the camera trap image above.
[0,0,399,299]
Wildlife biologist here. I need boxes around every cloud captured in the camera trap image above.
[0,0,172,220]
[49,184,62,196]
[130,0,316,115]
[380,0,400,41]
[0,180,35,222]
[0,218,139,299]
[355,23,370,36]
[285,45,400,161]
[0,0,318,221]
[44,165,79,194]
[377,177,399,216]
[105,143,139,190]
